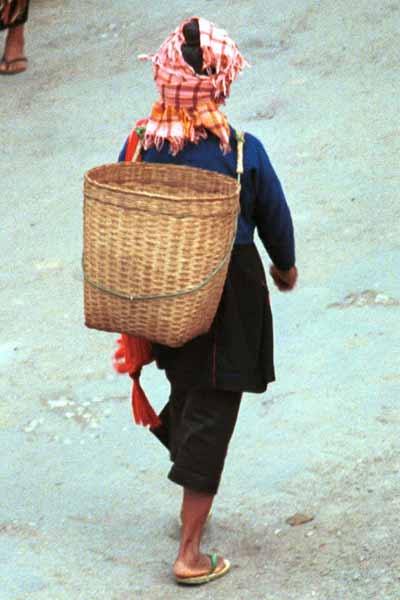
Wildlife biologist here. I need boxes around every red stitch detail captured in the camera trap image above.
[212,336,217,388]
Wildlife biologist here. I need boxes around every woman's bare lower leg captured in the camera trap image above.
[173,488,225,578]
[3,25,25,60]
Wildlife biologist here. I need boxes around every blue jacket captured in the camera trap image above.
[119,128,295,271]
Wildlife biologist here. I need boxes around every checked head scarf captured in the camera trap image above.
[140,17,248,155]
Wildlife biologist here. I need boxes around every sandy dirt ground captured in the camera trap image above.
[1,0,399,598]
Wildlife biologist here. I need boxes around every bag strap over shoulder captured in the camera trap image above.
[235,130,245,184]
[125,120,148,162]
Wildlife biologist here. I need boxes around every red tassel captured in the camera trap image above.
[131,371,161,428]
[113,335,160,429]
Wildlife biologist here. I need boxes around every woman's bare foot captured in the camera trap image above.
[173,553,226,579]
[0,25,27,74]
[173,489,229,582]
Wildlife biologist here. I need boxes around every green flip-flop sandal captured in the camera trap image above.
[175,553,231,585]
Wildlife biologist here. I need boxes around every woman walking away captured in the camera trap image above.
[118,17,297,585]
[0,0,29,75]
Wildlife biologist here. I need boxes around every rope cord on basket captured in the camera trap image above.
[82,235,236,302]
[83,131,245,303]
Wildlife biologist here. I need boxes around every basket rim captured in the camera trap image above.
[84,193,240,217]
[84,162,240,202]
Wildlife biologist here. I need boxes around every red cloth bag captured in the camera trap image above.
[112,120,160,429]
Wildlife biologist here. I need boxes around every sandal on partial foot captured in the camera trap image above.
[175,553,231,585]
[0,56,28,75]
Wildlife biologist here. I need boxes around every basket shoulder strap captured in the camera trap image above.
[235,130,245,183]
[125,119,148,162]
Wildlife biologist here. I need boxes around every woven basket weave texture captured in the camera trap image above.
[83,162,240,347]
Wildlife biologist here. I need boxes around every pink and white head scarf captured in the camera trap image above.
[139,17,249,154]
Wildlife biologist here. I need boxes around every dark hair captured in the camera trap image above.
[181,19,203,74]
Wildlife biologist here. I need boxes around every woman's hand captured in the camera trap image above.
[269,265,298,292]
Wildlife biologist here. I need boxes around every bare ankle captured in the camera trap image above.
[177,544,200,565]
[4,26,25,57]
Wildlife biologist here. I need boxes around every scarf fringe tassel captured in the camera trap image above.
[113,336,160,429]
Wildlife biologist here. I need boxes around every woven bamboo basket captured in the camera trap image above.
[82,162,240,347]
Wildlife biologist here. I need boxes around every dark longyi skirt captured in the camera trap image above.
[0,0,29,31]
[153,243,275,394]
